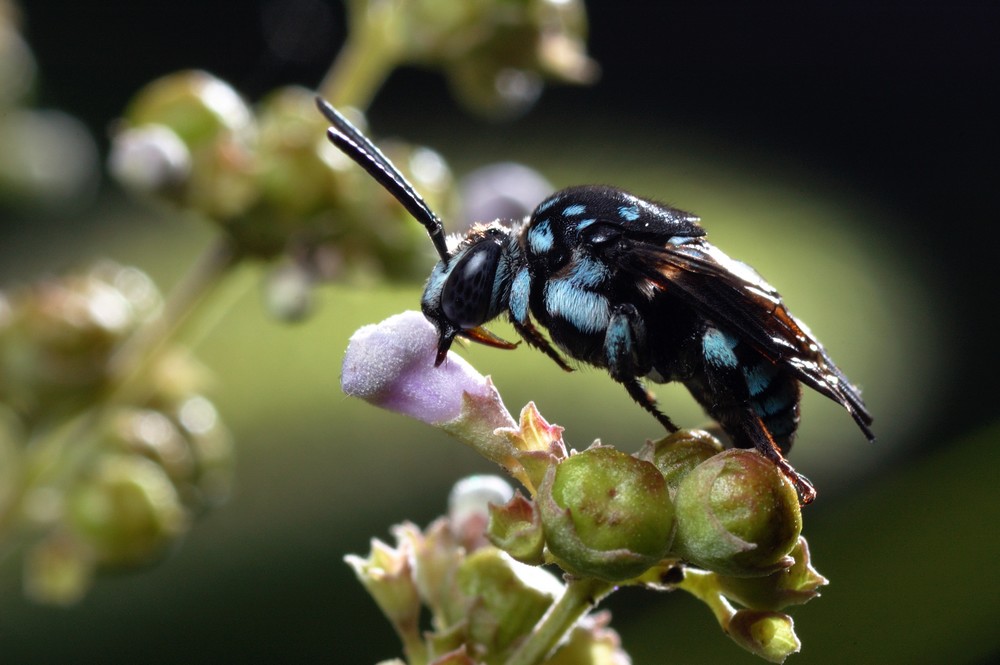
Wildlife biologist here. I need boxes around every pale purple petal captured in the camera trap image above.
[342,311,495,425]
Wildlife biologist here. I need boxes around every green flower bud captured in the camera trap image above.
[123,70,252,148]
[407,520,466,627]
[538,446,674,581]
[487,491,544,565]
[255,86,340,219]
[457,548,556,657]
[727,610,801,663]
[672,449,802,577]
[173,394,234,509]
[115,70,257,220]
[642,429,723,494]
[68,454,188,567]
[547,612,630,665]
[345,536,422,638]
[717,536,828,611]
[0,263,160,422]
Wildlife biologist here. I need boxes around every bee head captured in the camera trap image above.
[421,224,519,364]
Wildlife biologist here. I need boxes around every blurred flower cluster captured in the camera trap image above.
[0,262,232,604]
[343,312,829,663]
[327,0,597,117]
[2,0,594,611]
[109,71,456,322]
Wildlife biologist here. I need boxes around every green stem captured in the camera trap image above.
[677,568,736,629]
[106,237,242,406]
[317,1,403,109]
[504,577,614,665]
[399,626,429,665]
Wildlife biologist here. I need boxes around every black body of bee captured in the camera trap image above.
[318,98,874,503]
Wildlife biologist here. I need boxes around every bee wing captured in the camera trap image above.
[628,239,874,440]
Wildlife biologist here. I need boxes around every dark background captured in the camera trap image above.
[4,1,999,663]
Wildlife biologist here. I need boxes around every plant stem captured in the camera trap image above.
[106,237,242,406]
[677,568,736,629]
[317,1,402,109]
[504,577,614,665]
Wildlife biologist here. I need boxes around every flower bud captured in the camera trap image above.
[68,454,188,567]
[716,537,828,611]
[671,449,802,577]
[435,0,598,118]
[341,312,520,473]
[457,548,558,656]
[642,429,723,494]
[0,108,99,210]
[345,535,422,636]
[173,394,234,509]
[547,611,630,665]
[487,491,544,565]
[538,446,674,581]
[727,610,801,663]
[0,263,160,421]
[115,70,257,221]
[123,70,252,148]
[255,86,339,218]
[108,124,191,197]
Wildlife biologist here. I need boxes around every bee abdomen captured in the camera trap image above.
[743,359,801,450]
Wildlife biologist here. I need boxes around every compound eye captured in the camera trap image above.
[441,241,502,328]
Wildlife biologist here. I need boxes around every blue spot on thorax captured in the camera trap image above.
[618,205,640,221]
[535,195,561,214]
[562,203,587,216]
[528,219,554,253]
[702,328,739,369]
[544,279,610,335]
[566,256,609,288]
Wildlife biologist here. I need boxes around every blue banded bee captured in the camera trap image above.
[317,98,874,503]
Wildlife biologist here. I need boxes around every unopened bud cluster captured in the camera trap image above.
[344,313,828,662]
[337,0,597,117]
[109,72,455,296]
[346,475,628,665]
[0,263,233,604]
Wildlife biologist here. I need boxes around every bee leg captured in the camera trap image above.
[605,304,679,432]
[737,413,817,504]
[512,318,574,372]
[622,378,679,432]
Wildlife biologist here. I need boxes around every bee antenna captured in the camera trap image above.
[316,97,451,263]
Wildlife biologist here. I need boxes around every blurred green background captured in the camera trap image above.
[2,1,998,663]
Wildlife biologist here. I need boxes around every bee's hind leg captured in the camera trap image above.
[605,304,679,432]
